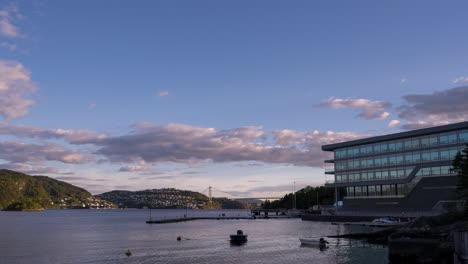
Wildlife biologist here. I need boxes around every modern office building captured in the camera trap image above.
[323,121,468,215]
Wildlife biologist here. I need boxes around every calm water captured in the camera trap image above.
[0,209,388,264]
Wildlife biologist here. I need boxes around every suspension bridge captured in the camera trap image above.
[198,186,282,201]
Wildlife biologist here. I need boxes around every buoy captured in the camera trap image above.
[125,249,132,257]
[177,236,182,241]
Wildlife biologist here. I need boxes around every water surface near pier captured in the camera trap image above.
[0,209,388,264]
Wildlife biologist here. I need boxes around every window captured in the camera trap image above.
[374,157,382,166]
[440,149,449,160]
[439,134,449,144]
[375,171,382,179]
[430,136,438,146]
[389,156,396,165]
[448,134,457,143]
[396,155,404,164]
[374,144,381,153]
[360,172,367,181]
[390,170,397,178]
[413,152,421,162]
[381,143,388,152]
[405,153,413,163]
[431,167,441,175]
[422,152,430,161]
[397,184,407,196]
[420,137,430,147]
[347,187,355,197]
[395,141,403,150]
[382,185,396,196]
[460,130,468,142]
[397,169,405,178]
[404,139,412,149]
[382,170,389,179]
[381,156,389,165]
[422,167,431,176]
[368,185,377,196]
[411,138,420,148]
[430,151,439,161]
[360,146,367,154]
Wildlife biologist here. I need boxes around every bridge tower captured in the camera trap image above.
[208,186,212,203]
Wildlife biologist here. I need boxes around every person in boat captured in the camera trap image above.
[319,238,329,246]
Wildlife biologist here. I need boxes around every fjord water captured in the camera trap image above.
[0,210,387,264]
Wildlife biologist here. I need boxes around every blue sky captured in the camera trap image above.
[1,1,468,196]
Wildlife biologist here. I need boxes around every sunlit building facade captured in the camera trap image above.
[323,122,468,215]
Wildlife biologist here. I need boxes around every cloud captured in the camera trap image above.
[388,119,400,128]
[0,60,37,119]
[88,103,96,109]
[0,122,107,144]
[0,3,21,38]
[452,77,468,84]
[0,163,74,175]
[92,123,364,167]
[119,165,151,172]
[158,91,169,97]
[320,97,391,120]
[0,41,16,51]
[400,78,407,84]
[0,141,94,164]
[397,86,468,130]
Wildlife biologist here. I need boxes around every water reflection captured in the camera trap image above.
[0,209,388,264]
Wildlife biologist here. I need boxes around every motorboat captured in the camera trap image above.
[299,237,329,247]
[372,216,400,224]
[230,230,248,244]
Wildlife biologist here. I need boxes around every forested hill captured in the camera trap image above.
[0,169,93,210]
[98,189,252,209]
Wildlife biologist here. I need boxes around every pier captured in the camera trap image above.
[146,216,254,224]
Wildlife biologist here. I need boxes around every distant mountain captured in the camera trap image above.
[97,189,252,209]
[0,169,114,210]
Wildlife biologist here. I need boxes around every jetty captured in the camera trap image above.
[146,215,254,224]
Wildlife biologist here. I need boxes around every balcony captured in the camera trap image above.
[324,159,334,163]
[324,168,335,174]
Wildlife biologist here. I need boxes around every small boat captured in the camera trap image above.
[125,249,132,257]
[230,230,248,244]
[299,237,328,247]
[372,216,400,224]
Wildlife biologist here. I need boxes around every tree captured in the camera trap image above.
[452,144,468,212]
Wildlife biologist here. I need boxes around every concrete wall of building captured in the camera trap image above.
[342,176,458,214]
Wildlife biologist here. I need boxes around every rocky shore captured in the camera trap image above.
[329,212,468,263]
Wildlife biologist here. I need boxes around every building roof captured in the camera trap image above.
[322,121,468,151]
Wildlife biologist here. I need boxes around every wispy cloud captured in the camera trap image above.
[0,3,21,38]
[0,122,108,144]
[388,119,400,128]
[0,141,94,164]
[319,97,391,120]
[452,76,468,84]
[158,91,169,97]
[0,60,37,119]
[0,41,16,51]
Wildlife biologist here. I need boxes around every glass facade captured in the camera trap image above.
[327,127,468,199]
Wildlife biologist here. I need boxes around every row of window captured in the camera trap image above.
[335,165,453,183]
[342,166,455,197]
[335,167,414,183]
[335,130,468,159]
[335,146,464,171]
[346,184,407,197]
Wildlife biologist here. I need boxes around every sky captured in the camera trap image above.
[1,0,468,197]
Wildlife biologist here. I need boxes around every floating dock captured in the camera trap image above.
[146,216,253,224]
[331,221,406,228]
